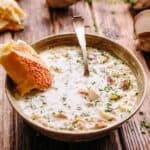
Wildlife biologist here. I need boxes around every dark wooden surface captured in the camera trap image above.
[0,1,149,150]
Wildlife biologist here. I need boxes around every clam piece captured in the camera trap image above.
[79,89,99,101]
[72,116,85,130]
[100,110,116,121]
[118,104,128,112]
[88,90,99,101]
[54,112,68,119]
[94,120,107,129]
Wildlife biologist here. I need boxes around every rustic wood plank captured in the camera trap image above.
[14,0,52,43]
[50,1,94,33]
[92,2,135,49]
[92,1,150,150]
[67,131,122,150]
[0,33,14,150]
[71,1,95,32]
[144,53,150,69]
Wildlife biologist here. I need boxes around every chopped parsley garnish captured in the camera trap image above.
[92,68,97,74]
[76,106,82,111]
[52,112,56,115]
[40,95,45,98]
[95,100,99,106]
[100,50,105,56]
[58,110,64,113]
[127,109,131,113]
[105,102,113,112]
[64,53,69,58]
[81,112,89,117]
[62,96,67,101]
[76,59,81,63]
[67,105,71,109]
[110,93,121,101]
[104,85,113,92]
[135,92,139,96]
[64,81,68,85]
[53,67,61,73]
[63,103,67,106]
[91,81,96,85]
[39,95,47,105]
[139,111,150,134]
[68,126,74,131]
[114,62,117,65]
[140,120,150,129]
[99,88,103,91]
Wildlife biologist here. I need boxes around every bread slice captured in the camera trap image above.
[0,0,25,31]
[0,40,52,95]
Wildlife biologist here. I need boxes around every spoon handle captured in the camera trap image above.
[73,16,89,76]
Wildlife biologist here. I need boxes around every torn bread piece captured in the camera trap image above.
[0,0,25,31]
[135,10,150,51]
[0,40,52,95]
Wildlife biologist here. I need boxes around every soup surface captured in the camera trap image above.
[16,46,139,131]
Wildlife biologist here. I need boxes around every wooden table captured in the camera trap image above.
[0,1,150,150]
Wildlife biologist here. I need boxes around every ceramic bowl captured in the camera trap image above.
[6,33,147,142]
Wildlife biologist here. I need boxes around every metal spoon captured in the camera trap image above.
[73,16,90,76]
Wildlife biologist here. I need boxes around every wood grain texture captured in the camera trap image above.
[0,0,149,150]
[0,33,13,150]
[14,0,52,43]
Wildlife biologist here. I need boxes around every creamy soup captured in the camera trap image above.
[16,46,139,131]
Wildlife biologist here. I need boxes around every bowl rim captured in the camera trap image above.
[5,33,147,136]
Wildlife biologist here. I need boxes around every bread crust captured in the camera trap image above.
[0,41,52,95]
[47,0,79,8]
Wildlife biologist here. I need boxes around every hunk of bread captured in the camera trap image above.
[0,0,25,31]
[0,40,52,95]
[134,0,150,10]
[47,0,79,8]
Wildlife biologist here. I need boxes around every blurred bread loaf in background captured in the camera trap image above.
[134,9,150,51]
[47,0,80,8]
[134,0,150,10]
[0,0,25,32]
